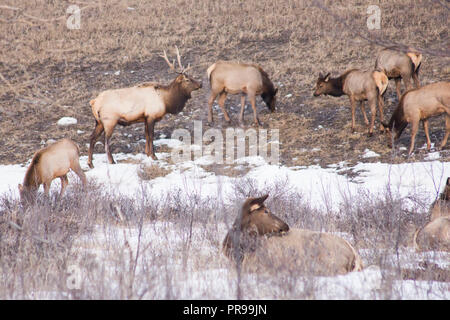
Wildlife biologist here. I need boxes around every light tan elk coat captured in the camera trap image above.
[413,178,450,252]
[223,195,363,276]
[382,81,450,156]
[375,48,422,99]
[87,48,202,168]
[207,61,278,126]
[19,138,87,201]
[313,69,388,136]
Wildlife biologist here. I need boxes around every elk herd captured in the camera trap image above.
[17,46,450,277]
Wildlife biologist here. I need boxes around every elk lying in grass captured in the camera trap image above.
[223,194,363,276]
[313,69,388,136]
[87,47,202,168]
[18,138,87,202]
[206,61,278,126]
[375,48,422,99]
[382,81,450,156]
[413,178,450,252]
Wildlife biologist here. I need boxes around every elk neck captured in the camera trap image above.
[161,80,191,115]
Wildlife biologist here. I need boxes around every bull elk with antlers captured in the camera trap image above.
[87,47,202,168]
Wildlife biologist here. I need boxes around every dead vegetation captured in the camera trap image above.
[0,0,448,166]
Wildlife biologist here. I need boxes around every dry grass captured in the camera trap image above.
[0,0,448,166]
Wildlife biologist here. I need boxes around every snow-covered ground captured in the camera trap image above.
[1,140,449,299]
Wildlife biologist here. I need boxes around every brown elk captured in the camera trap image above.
[206,61,278,126]
[413,178,450,252]
[381,81,450,156]
[313,69,388,136]
[18,138,87,202]
[223,195,363,276]
[87,47,202,168]
[375,48,422,99]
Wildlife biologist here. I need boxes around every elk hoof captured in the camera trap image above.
[368,131,373,137]
[150,154,158,160]
[88,162,94,169]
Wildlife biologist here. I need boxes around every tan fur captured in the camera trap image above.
[414,217,450,252]
[406,52,423,71]
[314,69,387,135]
[19,138,87,200]
[385,81,450,155]
[207,60,278,125]
[414,178,450,252]
[375,48,422,99]
[242,228,363,276]
[223,195,362,276]
[87,72,202,168]
[372,70,388,95]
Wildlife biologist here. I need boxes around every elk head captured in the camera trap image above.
[313,72,331,96]
[160,47,202,97]
[223,194,289,261]
[261,88,278,113]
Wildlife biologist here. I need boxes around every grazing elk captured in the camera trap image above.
[313,69,388,136]
[87,47,202,168]
[375,48,422,99]
[223,195,363,276]
[18,138,87,202]
[206,61,278,126]
[382,81,450,156]
[413,178,450,252]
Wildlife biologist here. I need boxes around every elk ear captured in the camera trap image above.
[249,194,269,209]
[319,72,323,79]
[18,184,23,192]
[324,73,331,82]
[274,87,278,95]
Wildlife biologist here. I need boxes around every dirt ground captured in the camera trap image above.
[0,0,449,169]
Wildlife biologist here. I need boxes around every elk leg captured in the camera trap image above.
[218,92,230,122]
[360,101,369,126]
[145,117,157,160]
[249,94,260,126]
[104,124,116,164]
[349,96,356,133]
[239,94,246,124]
[71,161,87,188]
[394,78,402,100]
[408,120,420,156]
[423,119,431,151]
[378,92,385,132]
[412,71,420,88]
[402,73,413,91]
[207,92,217,123]
[88,121,104,169]
[367,97,377,137]
[440,114,450,150]
[59,175,68,197]
[43,182,51,197]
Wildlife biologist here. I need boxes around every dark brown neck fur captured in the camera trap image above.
[326,69,356,97]
[160,80,191,115]
[23,152,41,189]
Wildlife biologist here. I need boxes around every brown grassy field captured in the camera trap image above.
[0,0,449,167]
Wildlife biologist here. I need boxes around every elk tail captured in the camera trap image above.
[206,63,217,86]
[373,70,388,96]
[407,52,423,72]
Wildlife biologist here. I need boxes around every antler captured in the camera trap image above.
[160,46,191,74]
[159,50,176,72]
